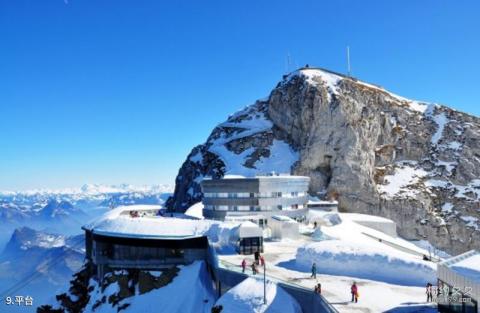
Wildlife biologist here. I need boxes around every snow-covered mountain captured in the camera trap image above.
[167,67,480,255]
[0,184,173,247]
[37,261,216,313]
[0,227,85,313]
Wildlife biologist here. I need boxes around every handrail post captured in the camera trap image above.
[263,263,266,304]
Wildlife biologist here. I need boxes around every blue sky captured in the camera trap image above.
[1,0,479,190]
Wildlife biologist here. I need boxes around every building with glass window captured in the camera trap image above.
[82,205,212,279]
[200,175,310,223]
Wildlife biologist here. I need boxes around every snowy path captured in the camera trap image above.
[218,239,437,313]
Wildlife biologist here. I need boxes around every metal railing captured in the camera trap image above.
[217,259,339,313]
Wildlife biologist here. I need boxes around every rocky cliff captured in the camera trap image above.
[167,67,480,255]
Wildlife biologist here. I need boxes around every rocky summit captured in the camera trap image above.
[167,67,480,255]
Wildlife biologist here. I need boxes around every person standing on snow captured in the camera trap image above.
[311,262,317,279]
[426,283,433,302]
[241,259,247,273]
[351,282,358,303]
[260,255,265,267]
[251,262,257,275]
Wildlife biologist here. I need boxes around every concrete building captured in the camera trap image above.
[201,175,310,225]
[437,250,480,313]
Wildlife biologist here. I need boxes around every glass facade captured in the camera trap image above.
[205,204,305,211]
[204,192,306,199]
[237,237,263,255]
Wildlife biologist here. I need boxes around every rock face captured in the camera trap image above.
[167,68,480,255]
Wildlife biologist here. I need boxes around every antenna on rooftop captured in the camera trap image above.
[346,46,351,77]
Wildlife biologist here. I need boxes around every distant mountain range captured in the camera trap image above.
[0,184,173,247]
[0,184,173,312]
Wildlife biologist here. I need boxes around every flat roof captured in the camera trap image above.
[271,215,297,223]
[83,205,217,240]
[83,205,256,241]
[442,250,480,283]
[203,174,310,181]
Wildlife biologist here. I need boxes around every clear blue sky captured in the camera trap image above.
[1,0,479,190]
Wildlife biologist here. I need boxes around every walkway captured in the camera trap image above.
[218,239,436,313]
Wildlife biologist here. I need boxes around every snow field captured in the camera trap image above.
[295,239,436,286]
[215,277,302,313]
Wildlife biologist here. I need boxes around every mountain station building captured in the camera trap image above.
[200,175,310,226]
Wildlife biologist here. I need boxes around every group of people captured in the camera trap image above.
[129,210,140,218]
[241,253,265,275]
[312,262,359,303]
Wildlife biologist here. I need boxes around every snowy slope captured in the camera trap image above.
[169,66,480,255]
[294,214,437,286]
[215,277,302,313]
[80,261,215,313]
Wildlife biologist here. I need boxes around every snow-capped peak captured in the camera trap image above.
[1,183,173,197]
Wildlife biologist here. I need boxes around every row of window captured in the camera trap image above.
[205,204,305,211]
[204,192,306,199]
[94,243,185,260]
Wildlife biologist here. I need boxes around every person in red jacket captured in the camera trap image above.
[241,259,247,273]
[351,282,358,303]
[260,255,265,267]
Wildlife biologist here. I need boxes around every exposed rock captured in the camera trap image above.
[167,67,480,255]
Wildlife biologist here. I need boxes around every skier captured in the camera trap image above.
[351,282,358,303]
[260,255,265,267]
[241,259,247,273]
[426,283,433,302]
[251,262,257,275]
[311,262,317,279]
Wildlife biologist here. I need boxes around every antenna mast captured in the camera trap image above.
[286,52,292,73]
[347,46,351,77]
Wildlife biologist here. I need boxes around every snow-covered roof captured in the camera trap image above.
[307,199,338,205]
[442,250,480,283]
[203,174,309,180]
[271,215,297,223]
[232,221,263,238]
[83,205,216,239]
[225,215,266,221]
